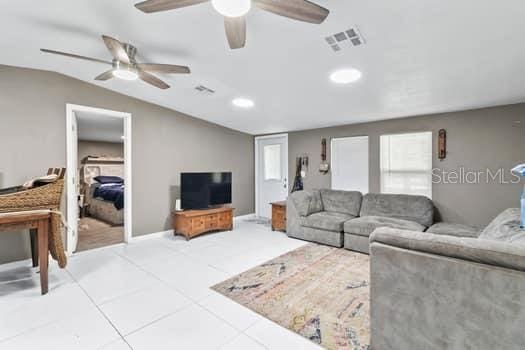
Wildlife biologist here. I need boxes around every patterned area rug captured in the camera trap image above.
[212,244,370,349]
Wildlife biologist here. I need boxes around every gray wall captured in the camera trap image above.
[288,104,524,227]
[78,141,124,167]
[0,65,254,264]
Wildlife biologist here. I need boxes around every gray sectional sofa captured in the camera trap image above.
[288,189,525,348]
[287,189,435,253]
[370,208,525,349]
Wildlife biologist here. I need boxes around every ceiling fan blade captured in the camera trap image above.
[139,70,170,89]
[137,63,190,74]
[135,0,208,13]
[102,35,130,64]
[224,16,246,50]
[40,49,112,65]
[94,70,114,81]
[254,0,329,24]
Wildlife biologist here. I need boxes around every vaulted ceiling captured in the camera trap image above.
[2,1,525,134]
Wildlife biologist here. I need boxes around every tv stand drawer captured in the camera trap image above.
[191,218,205,232]
[205,216,218,230]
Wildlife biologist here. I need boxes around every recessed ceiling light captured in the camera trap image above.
[212,0,251,17]
[232,97,255,109]
[330,68,362,84]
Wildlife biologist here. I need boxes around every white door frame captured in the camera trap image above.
[66,104,132,255]
[254,133,289,218]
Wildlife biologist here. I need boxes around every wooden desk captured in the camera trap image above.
[0,211,50,295]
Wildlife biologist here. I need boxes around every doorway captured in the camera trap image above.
[66,104,132,254]
[255,134,289,219]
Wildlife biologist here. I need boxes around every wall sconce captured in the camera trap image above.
[438,129,447,160]
[319,138,330,174]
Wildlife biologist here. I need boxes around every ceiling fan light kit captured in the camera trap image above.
[41,35,191,90]
[135,0,330,49]
[211,0,251,17]
[112,62,139,81]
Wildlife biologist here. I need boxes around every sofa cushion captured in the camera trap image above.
[427,223,480,238]
[319,189,362,216]
[479,208,524,243]
[295,227,344,247]
[360,193,434,227]
[290,190,324,217]
[301,211,354,232]
[344,216,425,237]
[344,234,370,254]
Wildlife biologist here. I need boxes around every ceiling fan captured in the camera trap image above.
[40,35,191,90]
[134,0,330,49]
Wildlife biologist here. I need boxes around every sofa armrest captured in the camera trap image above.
[370,227,525,271]
[286,195,304,236]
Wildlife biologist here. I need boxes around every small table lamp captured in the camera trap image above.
[511,164,525,228]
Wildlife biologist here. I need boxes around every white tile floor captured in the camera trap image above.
[0,219,323,350]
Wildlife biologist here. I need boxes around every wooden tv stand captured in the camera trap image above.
[172,207,234,240]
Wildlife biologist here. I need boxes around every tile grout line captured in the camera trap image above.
[120,302,195,338]
[64,268,134,350]
[111,248,203,301]
[239,328,270,350]
[197,303,268,350]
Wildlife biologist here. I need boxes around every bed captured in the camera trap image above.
[79,156,125,225]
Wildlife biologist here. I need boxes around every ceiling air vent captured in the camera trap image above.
[325,27,366,52]
[195,85,215,94]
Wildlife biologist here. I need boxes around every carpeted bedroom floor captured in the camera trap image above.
[213,243,371,350]
[78,217,124,252]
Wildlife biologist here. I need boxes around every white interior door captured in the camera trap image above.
[66,110,79,253]
[331,136,369,193]
[256,134,288,219]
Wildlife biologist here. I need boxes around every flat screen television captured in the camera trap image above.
[181,172,232,210]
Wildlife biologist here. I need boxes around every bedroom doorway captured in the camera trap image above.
[66,104,132,254]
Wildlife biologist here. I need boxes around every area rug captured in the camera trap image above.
[212,244,370,350]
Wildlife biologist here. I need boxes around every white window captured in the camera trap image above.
[380,131,432,198]
[331,136,369,193]
[263,144,282,180]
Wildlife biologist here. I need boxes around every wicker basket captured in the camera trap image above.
[0,179,64,213]
[0,176,67,268]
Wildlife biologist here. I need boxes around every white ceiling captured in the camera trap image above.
[76,111,124,143]
[2,1,525,135]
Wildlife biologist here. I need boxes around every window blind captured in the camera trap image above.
[380,132,432,198]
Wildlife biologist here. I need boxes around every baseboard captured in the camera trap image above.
[234,213,256,221]
[131,229,174,242]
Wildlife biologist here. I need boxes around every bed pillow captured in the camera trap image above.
[94,176,124,184]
